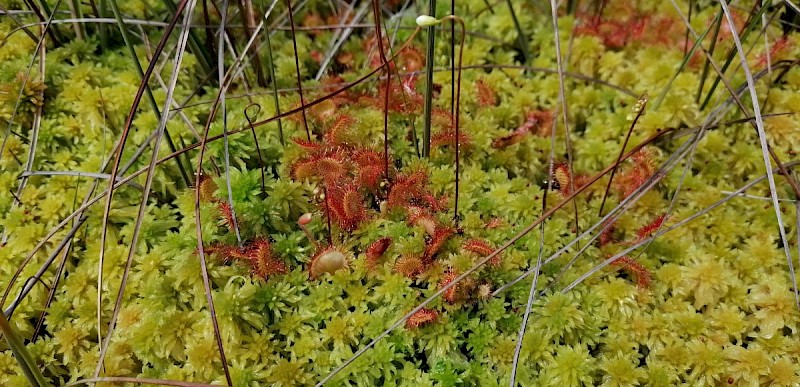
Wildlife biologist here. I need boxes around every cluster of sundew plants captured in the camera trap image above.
[1,0,800,385]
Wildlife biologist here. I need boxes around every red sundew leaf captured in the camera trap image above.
[366,237,392,269]
[432,108,454,129]
[302,13,325,36]
[399,45,425,73]
[285,97,319,124]
[634,214,667,243]
[388,171,448,215]
[439,270,460,303]
[611,255,652,288]
[438,269,477,304]
[218,202,236,230]
[614,148,657,198]
[342,187,366,228]
[387,170,429,209]
[573,174,591,193]
[205,243,247,262]
[431,128,471,149]
[553,163,573,195]
[421,193,449,213]
[310,50,323,64]
[525,110,555,136]
[492,110,554,149]
[290,157,316,180]
[486,218,504,229]
[319,74,348,94]
[632,148,656,174]
[249,238,272,255]
[423,226,454,262]
[197,173,217,202]
[575,11,677,49]
[368,78,424,114]
[353,149,389,191]
[715,9,744,42]
[355,164,385,193]
[406,308,438,329]
[406,206,437,235]
[463,239,501,267]
[315,156,349,183]
[324,114,357,145]
[352,148,384,167]
[208,238,287,280]
[475,79,498,107]
[756,37,792,67]
[310,99,337,122]
[598,219,617,247]
[322,187,345,228]
[394,255,424,278]
[324,184,368,232]
[492,131,526,149]
[463,238,491,255]
[248,238,287,279]
[363,35,391,69]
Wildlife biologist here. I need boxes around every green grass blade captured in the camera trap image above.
[696,10,723,103]
[700,2,768,110]
[0,313,49,386]
[653,14,716,110]
[97,0,108,50]
[163,0,212,74]
[263,22,284,145]
[505,0,530,64]
[108,0,192,188]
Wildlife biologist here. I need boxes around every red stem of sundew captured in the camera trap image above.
[323,187,333,245]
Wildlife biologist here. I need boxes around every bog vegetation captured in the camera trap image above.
[1,0,800,385]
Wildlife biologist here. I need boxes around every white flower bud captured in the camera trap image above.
[416,15,441,27]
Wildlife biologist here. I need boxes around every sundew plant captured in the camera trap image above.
[1,0,800,385]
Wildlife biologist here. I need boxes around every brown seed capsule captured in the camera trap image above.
[309,247,347,279]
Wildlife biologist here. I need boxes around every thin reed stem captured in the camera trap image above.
[421,0,436,158]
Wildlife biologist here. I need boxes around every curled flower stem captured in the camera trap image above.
[244,103,267,197]
[323,187,333,245]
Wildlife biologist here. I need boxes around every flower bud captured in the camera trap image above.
[416,15,441,27]
[298,213,313,226]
